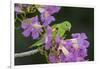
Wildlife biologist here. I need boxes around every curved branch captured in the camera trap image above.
[15,49,39,58]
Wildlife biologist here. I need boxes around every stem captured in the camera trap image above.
[15,49,39,58]
[15,14,22,22]
[44,51,49,63]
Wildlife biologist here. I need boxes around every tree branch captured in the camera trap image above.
[15,49,39,58]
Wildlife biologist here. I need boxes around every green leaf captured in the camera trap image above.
[56,21,71,37]
[29,38,43,48]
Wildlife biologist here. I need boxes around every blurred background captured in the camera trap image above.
[15,5,94,65]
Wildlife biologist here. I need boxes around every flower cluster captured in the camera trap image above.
[21,16,43,39]
[15,4,90,63]
[48,33,89,63]
[20,5,61,39]
[15,4,31,13]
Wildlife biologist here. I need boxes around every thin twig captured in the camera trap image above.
[15,49,39,58]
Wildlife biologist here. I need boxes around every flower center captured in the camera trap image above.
[73,44,79,49]
[58,43,69,56]
[44,11,49,17]
[71,39,79,49]
[32,23,42,29]
[45,34,48,43]
[71,39,78,43]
